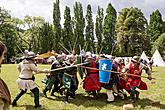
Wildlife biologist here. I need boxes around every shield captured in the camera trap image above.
[62,74,71,89]
[99,59,112,83]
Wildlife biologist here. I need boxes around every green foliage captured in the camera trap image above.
[39,22,55,53]
[95,6,104,54]
[0,7,11,29]
[152,33,165,60]
[85,4,94,52]
[147,10,164,44]
[103,3,117,54]
[0,7,18,62]
[73,2,85,53]
[2,2,165,57]
[115,7,149,56]
[23,15,45,51]
[53,0,61,52]
[163,21,165,32]
[62,6,74,53]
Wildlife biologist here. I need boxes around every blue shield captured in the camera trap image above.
[99,59,112,83]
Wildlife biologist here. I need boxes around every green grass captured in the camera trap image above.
[1,64,165,110]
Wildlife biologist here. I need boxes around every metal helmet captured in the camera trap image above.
[114,57,122,64]
[85,51,92,58]
[25,51,36,58]
[131,56,140,63]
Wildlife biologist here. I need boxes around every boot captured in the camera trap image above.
[64,90,69,104]
[12,89,27,106]
[50,89,56,96]
[107,90,114,103]
[118,90,127,100]
[58,88,64,95]
[31,87,41,108]
[51,85,60,96]
[69,91,75,99]
[135,90,140,99]
[130,86,136,103]
[42,87,49,97]
[91,91,98,99]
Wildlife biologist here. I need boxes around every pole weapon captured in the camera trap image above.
[58,42,71,54]
[50,62,89,72]
[80,66,155,80]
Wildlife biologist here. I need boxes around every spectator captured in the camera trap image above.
[0,41,11,110]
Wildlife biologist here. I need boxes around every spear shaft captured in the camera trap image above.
[80,66,155,79]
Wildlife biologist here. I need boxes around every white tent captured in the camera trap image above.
[140,51,149,63]
[152,49,165,66]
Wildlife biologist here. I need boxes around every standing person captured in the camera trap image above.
[83,52,101,98]
[0,41,11,110]
[112,58,127,100]
[12,51,50,108]
[63,55,78,103]
[122,56,152,103]
[42,56,64,97]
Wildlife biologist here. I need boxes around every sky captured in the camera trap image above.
[1,0,165,24]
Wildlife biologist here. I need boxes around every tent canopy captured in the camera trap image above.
[140,51,149,63]
[37,51,58,59]
[152,49,165,67]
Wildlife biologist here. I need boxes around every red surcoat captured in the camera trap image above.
[125,63,147,91]
[83,59,101,91]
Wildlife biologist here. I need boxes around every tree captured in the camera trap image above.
[85,4,94,52]
[23,15,45,52]
[103,3,117,54]
[0,7,18,62]
[0,7,11,30]
[163,21,165,33]
[115,7,149,56]
[147,10,164,44]
[95,6,104,53]
[11,18,25,56]
[152,33,165,60]
[62,6,73,53]
[53,0,61,52]
[73,2,85,53]
[39,22,55,52]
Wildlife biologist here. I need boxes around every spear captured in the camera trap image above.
[80,66,155,79]
[50,62,89,72]
[58,42,71,54]
[96,46,103,61]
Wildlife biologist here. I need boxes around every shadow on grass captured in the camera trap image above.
[14,104,46,110]
[27,92,50,98]
[27,91,165,109]
[27,91,66,102]
[67,93,125,108]
[135,98,165,109]
[61,93,165,109]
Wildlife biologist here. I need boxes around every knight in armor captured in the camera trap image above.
[112,58,127,100]
[12,51,50,108]
[42,55,65,97]
[83,52,101,98]
[122,56,152,103]
[100,56,118,103]
[62,54,78,103]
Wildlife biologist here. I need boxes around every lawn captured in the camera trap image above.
[1,64,165,110]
